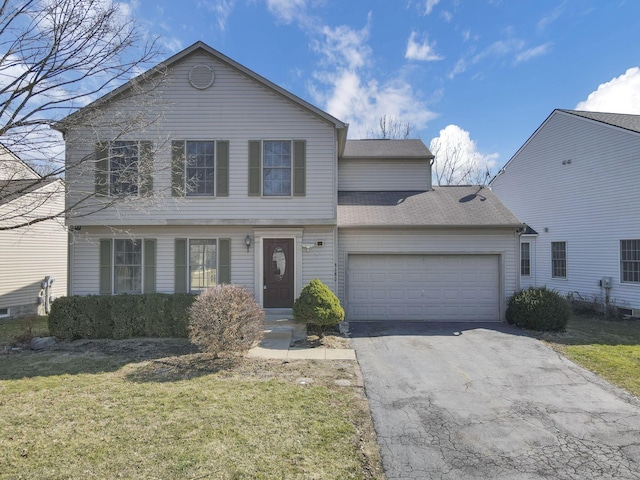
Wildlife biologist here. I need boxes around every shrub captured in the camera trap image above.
[293,278,345,327]
[49,294,195,340]
[188,285,264,356]
[506,287,570,331]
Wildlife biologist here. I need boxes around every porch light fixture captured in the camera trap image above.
[245,235,252,252]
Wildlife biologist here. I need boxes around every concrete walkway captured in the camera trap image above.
[247,322,356,360]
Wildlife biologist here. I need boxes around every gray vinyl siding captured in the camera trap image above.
[337,228,520,321]
[64,51,338,226]
[338,159,431,191]
[70,225,336,300]
[0,182,67,318]
[491,111,640,310]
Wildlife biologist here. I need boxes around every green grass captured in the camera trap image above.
[0,315,49,346]
[535,314,640,398]
[0,337,383,479]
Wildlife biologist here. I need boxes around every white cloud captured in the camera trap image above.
[424,0,440,15]
[405,31,443,61]
[198,0,237,31]
[430,125,498,185]
[265,0,309,24]
[309,19,437,137]
[514,42,552,64]
[575,67,640,114]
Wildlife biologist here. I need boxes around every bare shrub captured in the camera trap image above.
[188,285,264,356]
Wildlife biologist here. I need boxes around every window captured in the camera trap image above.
[551,242,566,278]
[185,141,215,196]
[263,140,292,196]
[114,239,142,294]
[110,141,139,196]
[0,307,9,318]
[621,239,640,283]
[189,239,217,292]
[521,242,530,276]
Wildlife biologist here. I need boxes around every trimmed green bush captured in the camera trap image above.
[48,294,195,340]
[293,278,345,327]
[188,285,264,356]
[506,287,570,331]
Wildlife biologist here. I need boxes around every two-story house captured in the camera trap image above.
[491,109,640,316]
[0,145,67,319]
[57,42,523,322]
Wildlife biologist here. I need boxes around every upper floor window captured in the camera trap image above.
[248,140,306,197]
[551,241,566,278]
[186,141,215,196]
[621,239,640,283]
[263,140,292,196]
[110,141,139,196]
[171,140,228,197]
[520,242,530,276]
[96,141,152,197]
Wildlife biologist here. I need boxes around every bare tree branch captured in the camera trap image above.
[0,0,167,231]
[367,115,415,139]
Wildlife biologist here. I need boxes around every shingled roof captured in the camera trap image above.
[342,139,433,159]
[338,186,523,228]
[560,110,640,134]
[0,179,56,206]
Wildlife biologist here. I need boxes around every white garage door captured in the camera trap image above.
[347,254,500,321]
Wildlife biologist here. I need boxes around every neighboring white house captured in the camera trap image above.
[0,145,67,319]
[491,109,640,316]
[56,41,523,322]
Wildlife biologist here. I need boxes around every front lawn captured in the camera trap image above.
[534,314,640,398]
[0,328,383,479]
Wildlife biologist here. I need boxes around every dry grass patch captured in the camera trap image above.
[0,338,383,479]
[533,314,640,398]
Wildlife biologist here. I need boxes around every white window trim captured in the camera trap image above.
[551,241,567,279]
[188,238,219,293]
[112,238,145,295]
[520,242,531,277]
[184,140,216,197]
[109,141,141,197]
[261,139,293,198]
[620,239,640,284]
[0,307,10,318]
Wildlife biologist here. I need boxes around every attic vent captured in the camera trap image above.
[188,64,215,89]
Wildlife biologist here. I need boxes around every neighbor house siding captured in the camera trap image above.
[338,159,431,191]
[0,182,67,318]
[337,228,520,320]
[64,51,338,226]
[491,111,640,310]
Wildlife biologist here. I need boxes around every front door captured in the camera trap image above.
[263,238,295,308]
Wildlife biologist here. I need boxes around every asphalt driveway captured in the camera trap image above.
[350,321,640,480]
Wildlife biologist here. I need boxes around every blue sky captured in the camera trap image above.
[128,0,640,175]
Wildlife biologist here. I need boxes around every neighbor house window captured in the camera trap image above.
[521,242,531,276]
[551,242,566,278]
[185,141,215,196]
[110,141,139,196]
[189,239,217,292]
[0,307,9,318]
[263,140,292,196]
[621,239,640,283]
[114,239,142,294]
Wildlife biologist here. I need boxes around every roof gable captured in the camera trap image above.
[55,41,348,150]
[490,108,640,185]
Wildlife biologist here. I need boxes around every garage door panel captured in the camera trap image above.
[347,254,500,321]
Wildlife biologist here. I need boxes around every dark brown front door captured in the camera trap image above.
[263,238,295,308]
